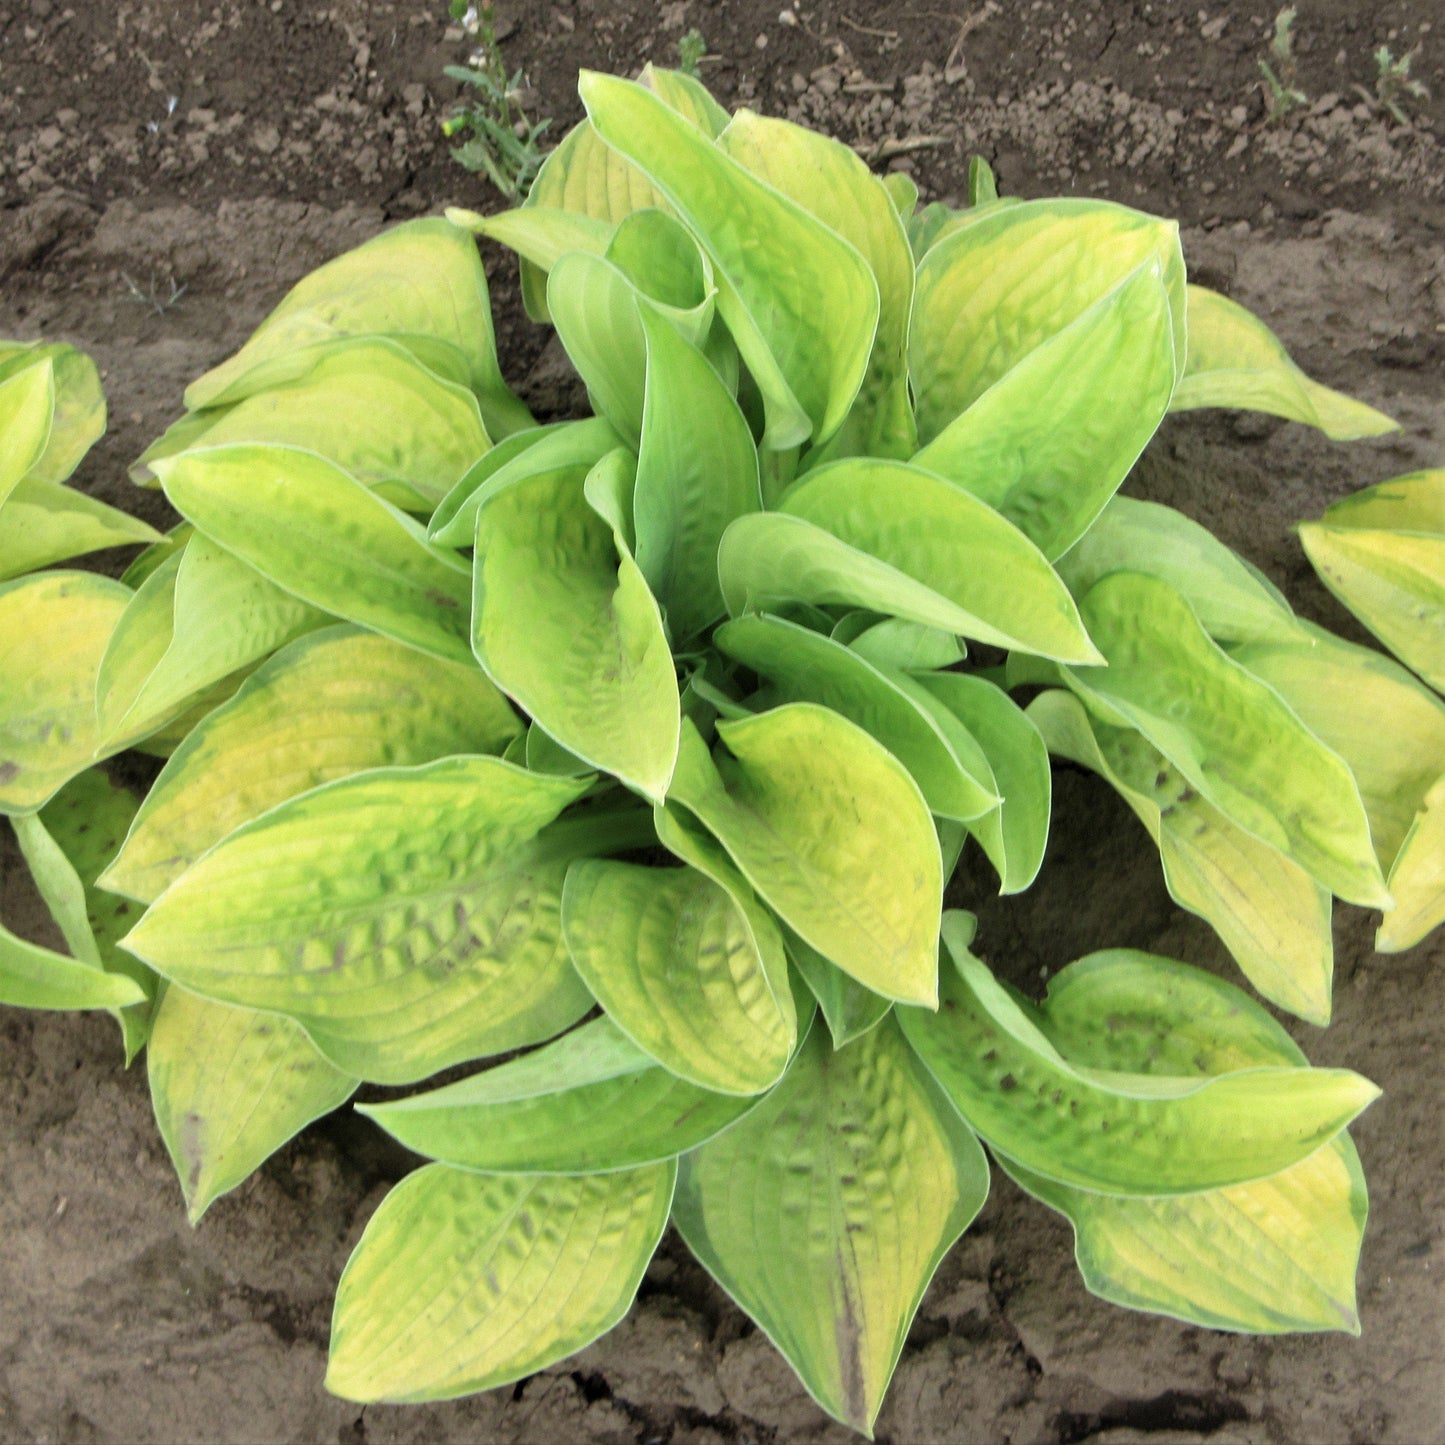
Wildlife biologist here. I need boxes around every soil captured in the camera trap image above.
[1,2,1442,1442]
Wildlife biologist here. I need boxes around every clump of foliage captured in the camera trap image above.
[1368,43,1429,125]
[1259,6,1308,121]
[441,0,551,201]
[2,64,1441,1435]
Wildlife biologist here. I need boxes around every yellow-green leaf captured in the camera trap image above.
[326,1162,674,1402]
[1172,285,1397,439]
[0,475,161,581]
[1377,772,1445,953]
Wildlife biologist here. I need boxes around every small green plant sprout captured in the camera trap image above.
[441,0,551,201]
[2,64,1438,1436]
[677,27,708,79]
[1366,43,1429,125]
[1258,6,1307,121]
[121,271,188,316]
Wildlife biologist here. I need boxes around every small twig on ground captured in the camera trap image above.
[857,134,949,162]
[944,2,1000,84]
[842,15,899,40]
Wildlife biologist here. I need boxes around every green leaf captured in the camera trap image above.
[968,155,999,206]
[0,356,55,507]
[913,672,1051,894]
[1028,688,1334,1023]
[579,71,879,450]
[673,1018,990,1435]
[1066,572,1388,909]
[745,457,1102,663]
[998,950,1368,1334]
[134,338,492,511]
[101,624,519,905]
[1172,285,1397,439]
[445,204,613,324]
[714,612,999,820]
[149,986,357,1222]
[427,417,620,549]
[633,307,760,642]
[638,61,732,135]
[0,343,105,486]
[472,450,680,800]
[1232,627,1445,867]
[913,263,1176,559]
[910,198,1186,444]
[0,924,147,1011]
[1377,772,1445,952]
[182,218,531,440]
[831,612,965,672]
[718,109,915,459]
[899,913,1377,1195]
[1300,471,1445,693]
[0,571,131,816]
[325,1161,674,1402]
[361,1016,758,1173]
[1056,494,1300,644]
[666,706,942,1006]
[96,532,329,743]
[16,770,156,1059]
[121,757,601,1085]
[0,475,162,581]
[882,171,919,218]
[155,444,473,666]
[785,929,892,1049]
[563,842,795,1095]
[605,209,715,335]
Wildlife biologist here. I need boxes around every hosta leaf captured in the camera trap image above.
[714,612,998,821]
[1172,285,1397,439]
[121,757,603,1085]
[96,533,328,743]
[445,204,613,323]
[133,338,491,510]
[15,770,155,1059]
[913,672,1051,894]
[1066,572,1387,908]
[1056,494,1300,644]
[0,926,147,1011]
[604,209,715,338]
[639,62,731,135]
[1028,688,1333,1023]
[634,307,760,642]
[785,929,892,1049]
[673,1018,990,1435]
[149,986,356,1222]
[472,451,680,800]
[580,71,879,450]
[0,342,105,486]
[900,913,1376,1195]
[101,624,520,905]
[999,950,1368,1334]
[155,444,473,666]
[326,1162,674,1402]
[913,263,1175,560]
[832,612,965,672]
[666,706,942,1006]
[182,218,531,440]
[427,417,619,548]
[1300,471,1445,693]
[763,457,1102,663]
[1232,627,1445,867]
[362,1016,758,1173]
[0,571,131,816]
[882,170,919,218]
[1378,773,1445,952]
[910,198,1186,443]
[564,838,795,1095]
[0,356,55,507]
[0,475,162,580]
[718,109,915,459]
[546,252,653,449]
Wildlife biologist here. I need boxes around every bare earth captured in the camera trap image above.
[1,2,1442,1441]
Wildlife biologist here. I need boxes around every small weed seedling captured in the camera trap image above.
[676,28,708,79]
[1368,44,1429,125]
[441,1,550,201]
[120,272,187,316]
[1259,6,1307,121]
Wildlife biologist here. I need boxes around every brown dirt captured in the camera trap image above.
[2,2,1443,1442]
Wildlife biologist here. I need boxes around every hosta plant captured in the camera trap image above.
[2,64,1441,1436]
